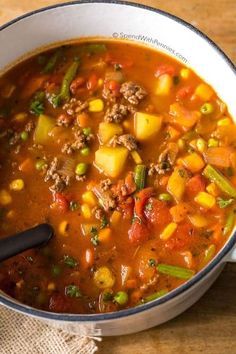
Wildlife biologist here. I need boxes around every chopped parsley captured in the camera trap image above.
[100,215,109,229]
[63,255,78,268]
[30,91,45,115]
[148,259,157,267]
[173,75,180,85]
[103,291,113,302]
[65,285,81,298]
[90,227,99,246]
[217,197,234,209]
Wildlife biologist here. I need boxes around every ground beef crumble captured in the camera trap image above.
[63,98,88,117]
[104,103,134,123]
[92,206,104,220]
[62,127,94,154]
[44,157,71,192]
[148,143,179,176]
[24,120,35,132]
[120,81,147,105]
[109,134,138,151]
[99,179,112,191]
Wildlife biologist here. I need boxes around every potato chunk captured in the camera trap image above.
[34,114,55,144]
[98,122,123,144]
[134,112,162,141]
[95,146,129,178]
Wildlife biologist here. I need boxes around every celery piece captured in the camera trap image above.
[199,244,216,269]
[223,208,236,236]
[157,264,195,280]
[203,164,236,198]
[142,289,168,303]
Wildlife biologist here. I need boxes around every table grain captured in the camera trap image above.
[0,1,235,353]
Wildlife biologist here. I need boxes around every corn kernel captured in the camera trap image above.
[160,222,177,240]
[131,150,143,164]
[180,68,190,80]
[181,152,205,173]
[217,117,231,126]
[196,138,207,153]
[97,78,104,87]
[189,214,208,228]
[82,191,97,207]
[177,138,185,150]
[208,138,219,147]
[98,228,112,243]
[110,210,122,226]
[123,119,132,131]
[0,189,12,205]
[58,221,69,236]
[195,83,214,101]
[81,204,92,219]
[9,179,24,191]
[13,112,28,123]
[47,282,56,291]
[206,183,219,197]
[88,99,104,112]
[194,192,216,209]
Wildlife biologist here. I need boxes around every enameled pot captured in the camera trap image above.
[0,1,235,336]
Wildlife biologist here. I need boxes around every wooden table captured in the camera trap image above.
[0,1,235,353]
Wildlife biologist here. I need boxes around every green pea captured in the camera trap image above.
[75,162,88,176]
[35,159,46,171]
[114,291,128,306]
[158,193,172,202]
[82,127,92,136]
[51,265,61,277]
[20,131,29,141]
[200,103,214,115]
[80,147,90,156]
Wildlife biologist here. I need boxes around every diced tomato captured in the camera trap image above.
[70,76,85,94]
[104,80,121,97]
[125,172,137,195]
[165,223,195,251]
[185,174,206,198]
[155,64,176,78]
[87,73,98,90]
[119,197,134,219]
[128,220,150,244]
[134,187,154,219]
[144,197,171,230]
[176,85,193,100]
[54,193,69,212]
[49,293,68,312]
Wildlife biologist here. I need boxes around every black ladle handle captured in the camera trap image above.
[0,223,54,262]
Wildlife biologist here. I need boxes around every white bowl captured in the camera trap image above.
[0,1,235,336]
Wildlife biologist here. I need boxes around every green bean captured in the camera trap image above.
[52,58,80,107]
[42,48,62,74]
[157,264,195,280]
[203,164,236,198]
[142,289,168,303]
[223,208,236,236]
[134,164,146,190]
[75,162,88,176]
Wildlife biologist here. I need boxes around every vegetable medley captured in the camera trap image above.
[0,41,235,314]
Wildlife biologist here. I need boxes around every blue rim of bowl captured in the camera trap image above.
[0,0,235,322]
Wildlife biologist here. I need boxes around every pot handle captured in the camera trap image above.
[224,245,236,263]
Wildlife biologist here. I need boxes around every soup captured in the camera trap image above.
[0,40,235,314]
